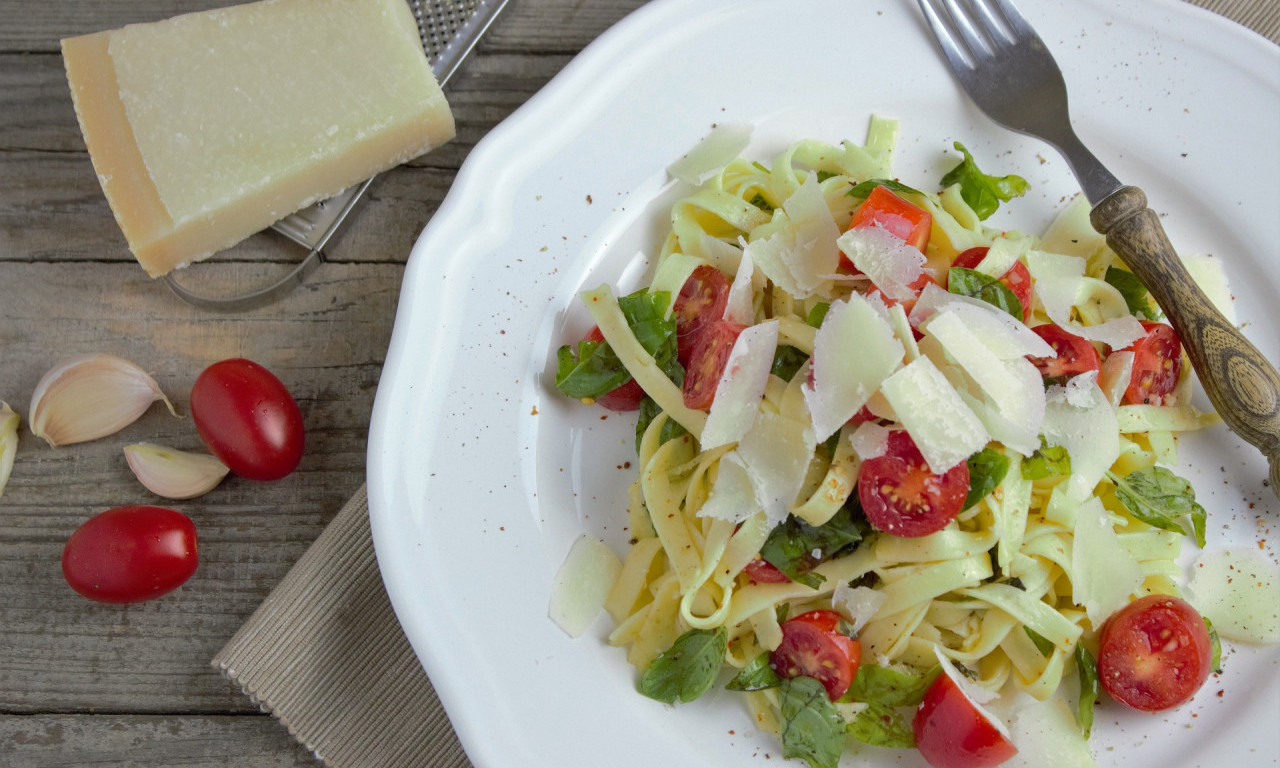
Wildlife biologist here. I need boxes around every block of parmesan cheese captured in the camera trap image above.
[61,0,455,277]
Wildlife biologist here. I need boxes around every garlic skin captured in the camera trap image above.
[28,354,177,447]
[0,402,17,499]
[124,443,229,499]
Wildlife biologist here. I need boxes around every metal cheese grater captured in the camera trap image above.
[164,0,511,311]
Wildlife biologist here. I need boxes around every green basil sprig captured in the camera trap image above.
[639,627,727,704]
[940,141,1030,220]
[1107,465,1208,547]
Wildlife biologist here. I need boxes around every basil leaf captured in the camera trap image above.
[847,701,916,749]
[1205,617,1223,674]
[617,289,676,362]
[948,266,1024,320]
[940,141,1030,220]
[760,506,869,589]
[554,340,631,399]
[771,345,810,383]
[634,396,689,455]
[1025,626,1056,656]
[1075,644,1099,738]
[778,676,846,768]
[846,179,925,200]
[1107,466,1208,547]
[964,447,1010,510]
[1105,266,1162,321]
[726,651,782,692]
[1023,441,1072,480]
[806,302,831,328]
[639,627,727,704]
[844,663,940,707]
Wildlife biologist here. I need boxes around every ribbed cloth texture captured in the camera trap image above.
[213,4,1276,768]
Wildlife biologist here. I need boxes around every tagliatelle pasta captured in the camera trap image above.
[552,116,1225,768]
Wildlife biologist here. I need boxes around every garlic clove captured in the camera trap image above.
[124,442,229,499]
[0,402,17,499]
[28,354,178,447]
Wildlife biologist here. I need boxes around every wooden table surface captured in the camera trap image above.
[0,0,645,764]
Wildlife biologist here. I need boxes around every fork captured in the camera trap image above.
[917,0,1280,497]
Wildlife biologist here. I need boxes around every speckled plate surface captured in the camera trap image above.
[368,1,1280,765]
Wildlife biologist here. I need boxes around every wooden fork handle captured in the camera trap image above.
[1091,186,1280,497]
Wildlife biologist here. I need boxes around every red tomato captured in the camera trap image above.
[790,609,842,633]
[858,431,969,538]
[950,246,1034,322]
[743,558,791,584]
[673,265,730,366]
[770,617,861,701]
[581,327,645,411]
[1097,594,1211,712]
[850,184,933,252]
[190,358,305,481]
[682,321,745,410]
[62,505,198,603]
[868,272,935,315]
[913,671,1017,768]
[1026,324,1101,380]
[1122,322,1184,406]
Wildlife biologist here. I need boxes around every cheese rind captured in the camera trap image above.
[62,0,455,277]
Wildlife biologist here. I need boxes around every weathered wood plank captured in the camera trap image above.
[0,261,396,712]
[0,0,648,53]
[0,714,317,767]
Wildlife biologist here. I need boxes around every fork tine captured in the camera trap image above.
[916,0,978,70]
[937,0,997,60]
[980,0,1046,46]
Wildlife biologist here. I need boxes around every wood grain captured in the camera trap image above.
[0,0,647,763]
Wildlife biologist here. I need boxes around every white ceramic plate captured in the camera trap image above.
[368,1,1280,766]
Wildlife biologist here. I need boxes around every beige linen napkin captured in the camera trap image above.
[213,5,1277,767]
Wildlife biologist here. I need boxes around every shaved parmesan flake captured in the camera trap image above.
[934,646,1004,712]
[887,304,920,362]
[701,321,778,449]
[803,294,905,441]
[1072,497,1142,626]
[549,534,622,638]
[1098,350,1134,406]
[666,122,752,185]
[880,356,988,473]
[912,284,1054,358]
[699,232,744,275]
[1188,548,1280,644]
[1042,375,1118,499]
[697,451,759,523]
[744,230,802,297]
[737,409,816,526]
[781,175,841,296]
[850,421,890,461]
[1005,694,1099,768]
[1026,250,1145,349]
[832,583,887,634]
[836,226,926,300]
[723,247,756,325]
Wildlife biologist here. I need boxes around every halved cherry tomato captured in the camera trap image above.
[743,558,791,584]
[1097,594,1211,712]
[1026,323,1101,380]
[673,265,730,366]
[770,616,861,701]
[849,184,933,252]
[913,671,1017,768]
[62,505,198,603]
[682,320,745,410]
[582,327,645,411]
[1122,321,1184,406]
[790,609,842,633]
[868,272,935,315]
[858,431,969,538]
[950,246,1034,322]
[190,358,305,481]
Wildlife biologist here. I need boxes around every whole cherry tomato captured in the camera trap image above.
[913,670,1017,768]
[190,358,305,481]
[62,505,198,603]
